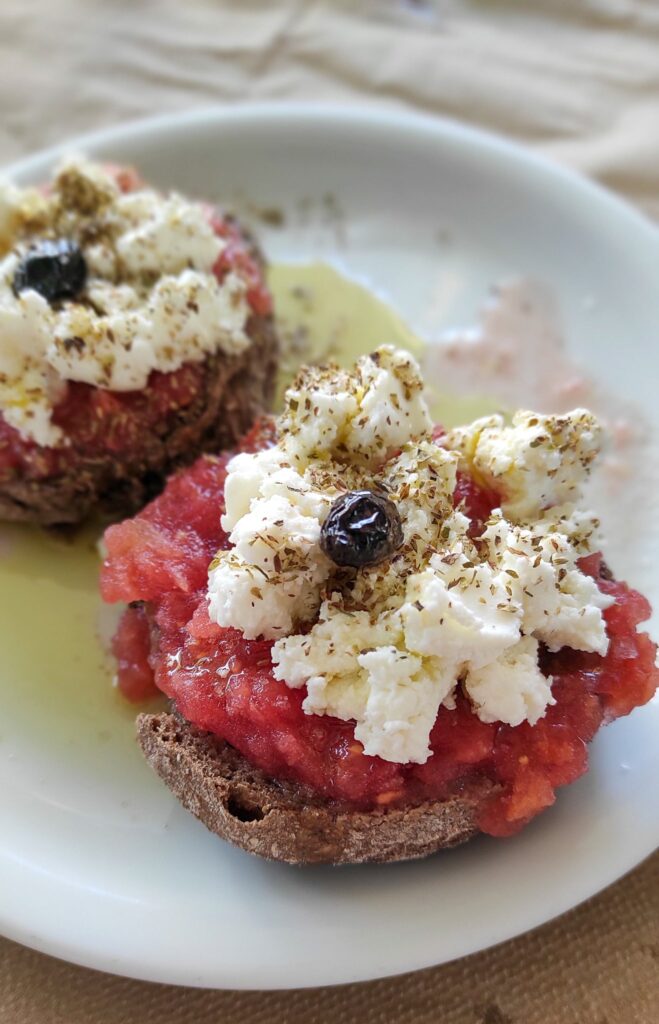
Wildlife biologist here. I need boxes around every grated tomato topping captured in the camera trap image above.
[101,421,659,835]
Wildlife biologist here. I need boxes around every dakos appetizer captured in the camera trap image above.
[0,157,276,524]
[101,347,658,864]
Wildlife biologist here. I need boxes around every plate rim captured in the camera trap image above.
[0,101,657,989]
[6,101,659,246]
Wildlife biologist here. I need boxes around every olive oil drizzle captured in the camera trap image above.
[0,262,495,764]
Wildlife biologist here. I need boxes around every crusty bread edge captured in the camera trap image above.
[0,311,278,526]
[137,712,491,866]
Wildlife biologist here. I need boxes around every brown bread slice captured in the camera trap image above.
[137,712,494,865]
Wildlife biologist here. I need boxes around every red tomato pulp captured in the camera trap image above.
[102,422,658,836]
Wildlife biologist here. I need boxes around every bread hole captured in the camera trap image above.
[226,794,265,823]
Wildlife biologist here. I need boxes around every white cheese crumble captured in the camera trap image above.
[464,636,553,727]
[280,345,431,465]
[0,155,252,446]
[445,409,602,521]
[206,346,613,764]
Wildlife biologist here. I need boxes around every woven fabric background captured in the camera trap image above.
[0,2,657,1021]
[1,855,657,1023]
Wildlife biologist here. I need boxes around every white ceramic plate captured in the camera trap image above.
[0,105,657,989]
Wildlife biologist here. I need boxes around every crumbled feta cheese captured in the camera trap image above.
[481,512,613,655]
[354,648,454,764]
[0,286,65,446]
[114,191,223,276]
[445,409,601,520]
[228,494,323,572]
[0,181,27,249]
[0,177,49,252]
[344,347,431,461]
[464,636,554,727]
[209,448,334,640]
[208,347,612,763]
[221,448,293,532]
[48,270,249,392]
[282,346,431,465]
[207,551,327,641]
[0,156,252,446]
[272,607,456,763]
[401,550,523,669]
[384,439,459,555]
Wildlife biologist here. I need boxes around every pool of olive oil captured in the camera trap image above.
[0,262,494,773]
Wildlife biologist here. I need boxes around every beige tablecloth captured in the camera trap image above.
[0,2,658,1021]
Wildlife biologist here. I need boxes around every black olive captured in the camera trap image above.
[320,490,403,569]
[13,238,87,304]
